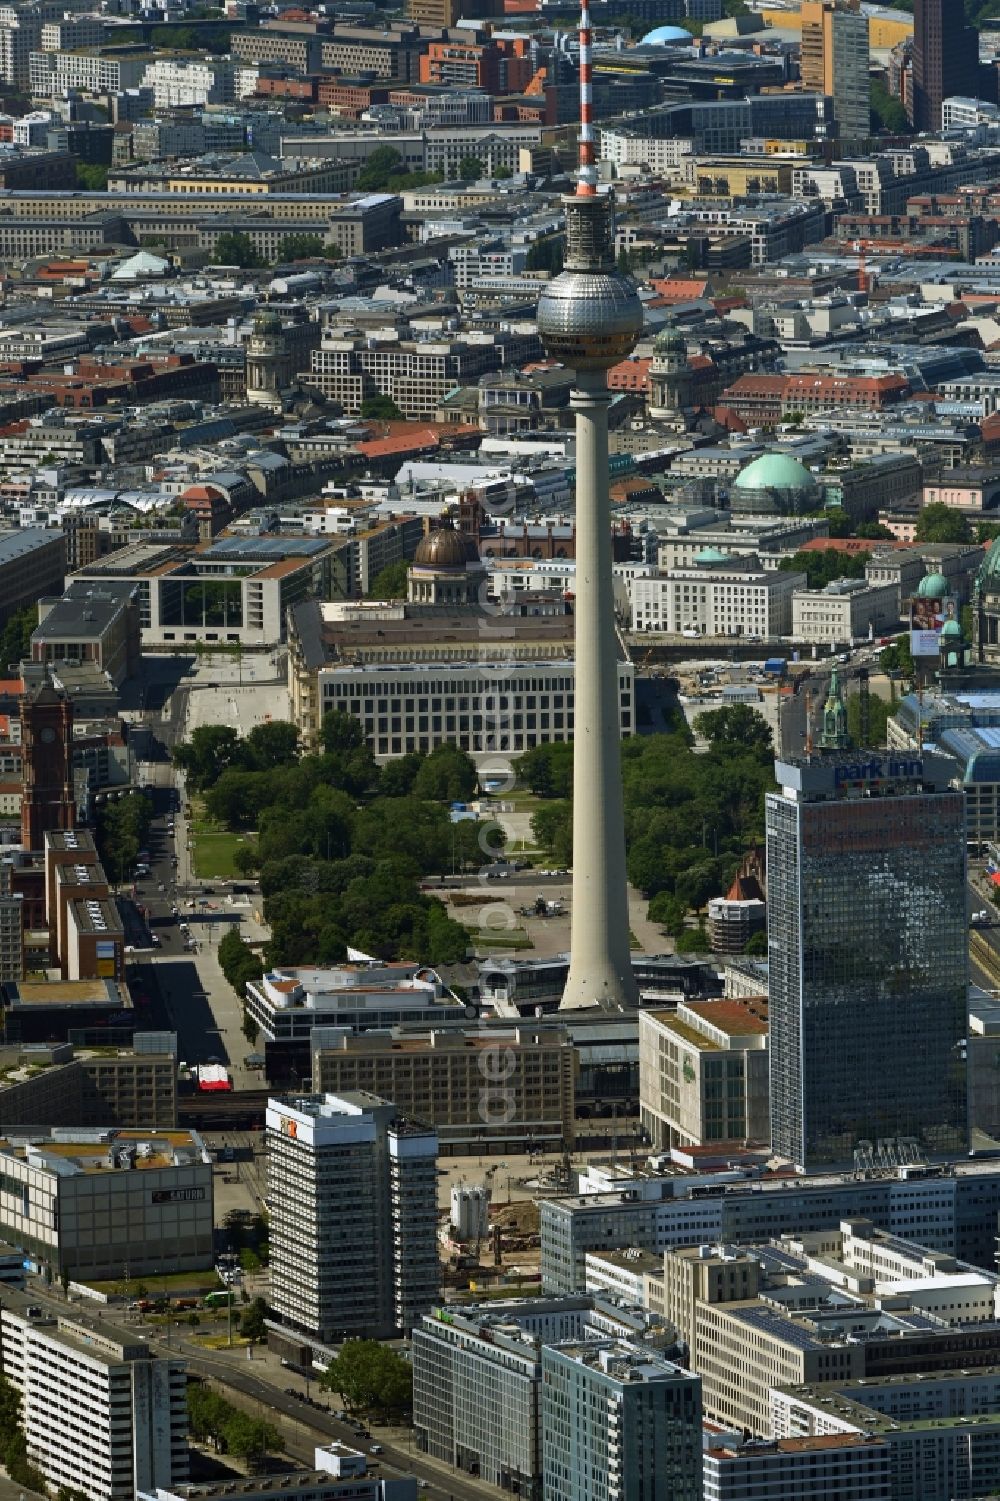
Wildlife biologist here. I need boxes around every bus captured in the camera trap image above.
[204,1291,235,1308]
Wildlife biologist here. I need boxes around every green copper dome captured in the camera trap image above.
[733,453,817,493]
[917,571,948,598]
[693,546,733,566]
[940,617,962,638]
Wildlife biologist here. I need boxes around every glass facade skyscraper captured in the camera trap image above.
[767,751,968,1170]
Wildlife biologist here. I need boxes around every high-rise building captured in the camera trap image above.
[267,1092,439,1343]
[911,0,980,132]
[766,725,968,1170]
[536,0,643,1010]
[800,0,870,143]
[0,1289,188,1499]
[541,1340,702,1501]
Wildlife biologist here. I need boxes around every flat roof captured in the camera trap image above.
[7,979,122,1008]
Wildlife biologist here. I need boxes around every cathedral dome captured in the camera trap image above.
[917,571,948,598]
[734,452,817,494]
[413,520,480,568]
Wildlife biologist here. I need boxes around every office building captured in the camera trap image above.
[638,1001,769,1153]
[310,1025,577,1154]
[246,962,466,1046]
[791,579,900,645]
[0,1128,212,1280]
[267,1092,438,1344]
[539,1158,1000,1295]
[773,1370,1000,1501]
[766,742,968,1170]
[703,1433,892,1500]
[0,528,64,630]
[288,550,634,760]
[0,1289,187,1499]
[631,564,805,638]
[413,1297,675,1501]
[541,1341,702,1501]
[32,581,141,688]
[800,1,870,142]
[143,1453,417,1501]
[911,0,980,132]
[77,535,343,649]
[0,1042,177,1132]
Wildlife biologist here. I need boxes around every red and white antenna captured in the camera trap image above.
[577,0,597,196]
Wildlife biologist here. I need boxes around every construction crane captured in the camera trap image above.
[853,237,957,293]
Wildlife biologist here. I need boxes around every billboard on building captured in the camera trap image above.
[910,596,957,656]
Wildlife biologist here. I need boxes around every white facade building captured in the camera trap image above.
[1,1291,187,1501]
[141,57,236,108]
[631,566,805,638]
[791,579,900,643]
[318,656,634,761]
[267,1092,439,1343]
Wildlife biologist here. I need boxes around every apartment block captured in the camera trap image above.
[0,1289,187,1499]
[267,1092,439,1343]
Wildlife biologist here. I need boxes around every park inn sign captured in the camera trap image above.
[834,757,924,787]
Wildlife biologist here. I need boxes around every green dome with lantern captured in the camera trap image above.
[917,571,948,598]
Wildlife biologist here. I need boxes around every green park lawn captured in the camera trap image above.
[190,799,250,880]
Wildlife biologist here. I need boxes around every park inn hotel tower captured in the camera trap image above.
[766,691,968,1170]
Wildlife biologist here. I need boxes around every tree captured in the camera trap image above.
[693,704,772,757]
[356,145,405,190]
[319,710,367,755]
[411,744,477,803]
[745,928,768,956]
[526,236,565,274]
[914,503,971,544]
[97,791,153,886]
[173,724,245,791]
[278,233,329,261]
[368,559,410,598]
[676,925,709,953]
[879,633,914,677]
[322,1340,412,1418]
[245,720,300,770]
[239,1297,267,1341]
[214,231,266,269]
[75,161,108,190]
[846,691,891,748]
[360,394,404,420]
[870,77,908,134]
[0,603,36,669]
[457,154,484,180]
[779,548,871,590]
[519,741,574,799]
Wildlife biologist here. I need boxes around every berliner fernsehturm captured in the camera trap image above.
[537,3,641,1010]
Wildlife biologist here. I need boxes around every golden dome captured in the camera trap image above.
[413,520,480,568]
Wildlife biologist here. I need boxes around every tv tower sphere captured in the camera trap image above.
[535,225,644,369]
[538,0,642,1010]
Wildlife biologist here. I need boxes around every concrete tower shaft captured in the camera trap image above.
[534,4,642,1009]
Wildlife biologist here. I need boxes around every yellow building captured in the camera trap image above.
[761,4,912,48]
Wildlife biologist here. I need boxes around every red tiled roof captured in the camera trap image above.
[649,277,711,303]
[607,357,651,392]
